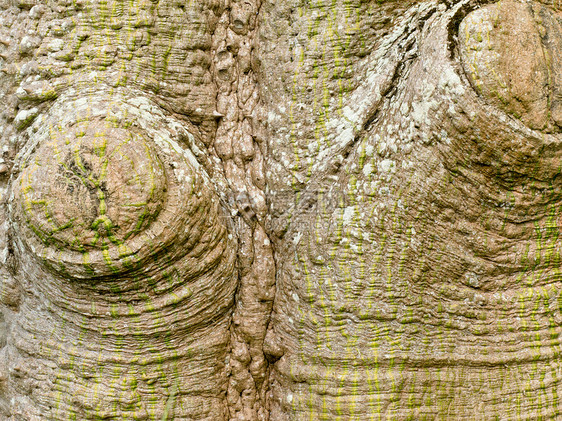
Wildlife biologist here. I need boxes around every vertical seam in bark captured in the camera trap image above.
[210,0,276,419]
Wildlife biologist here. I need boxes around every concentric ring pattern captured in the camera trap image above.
[16,119,167,276]
[10,94,231,282]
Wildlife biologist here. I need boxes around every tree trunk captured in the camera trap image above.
[1,0,562,419]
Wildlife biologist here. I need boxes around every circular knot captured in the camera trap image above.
[14,118,168,277]
[459,0,562,132]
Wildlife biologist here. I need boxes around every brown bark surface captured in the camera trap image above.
[2,0,562,419]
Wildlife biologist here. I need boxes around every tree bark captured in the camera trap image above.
[2,0,562,419]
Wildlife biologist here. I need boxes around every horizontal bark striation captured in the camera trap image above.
[264,1,562,419]
[1,0,277,419]
[0,0,222,156]
[3,0,562,419]
[3,95,238,420]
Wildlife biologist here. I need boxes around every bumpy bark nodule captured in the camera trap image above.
[1,0,562,419]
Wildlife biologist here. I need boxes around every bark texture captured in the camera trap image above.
[2,0,562,419]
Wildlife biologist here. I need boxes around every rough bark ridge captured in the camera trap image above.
[2,0,562,419]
